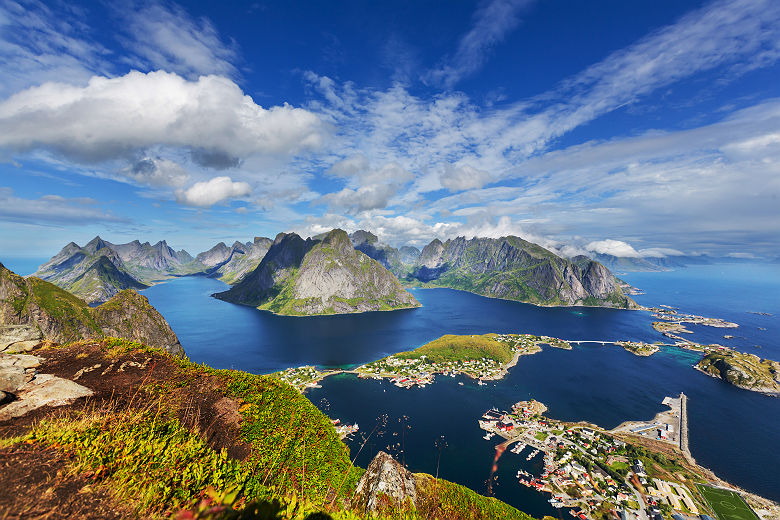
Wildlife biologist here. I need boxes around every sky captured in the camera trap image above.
[0,0,778,260]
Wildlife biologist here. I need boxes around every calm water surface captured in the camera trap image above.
[135,264,780,514]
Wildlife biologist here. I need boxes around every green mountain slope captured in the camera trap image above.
[0,262,182,355]
[215,229,420,315]
[408,236,636,308]
[32,236,204,303]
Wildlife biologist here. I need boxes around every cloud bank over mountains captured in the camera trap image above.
[0,0,778,258]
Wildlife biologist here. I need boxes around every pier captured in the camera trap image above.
[680,392,694,464]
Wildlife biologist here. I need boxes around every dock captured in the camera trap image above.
[680,392,694,464]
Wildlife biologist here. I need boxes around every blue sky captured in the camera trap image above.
[0,0,778,260]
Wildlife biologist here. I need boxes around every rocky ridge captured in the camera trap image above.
[0,262,183,356]
[215,229,420,315]
[408,236,636,308]
[197,237,273,284]
[348,230,419,278]
[32,236,203,303]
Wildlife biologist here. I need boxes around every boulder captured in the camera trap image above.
[0,325,42,352]
[0,373,93,421]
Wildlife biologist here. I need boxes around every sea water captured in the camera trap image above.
[134,264,780,513]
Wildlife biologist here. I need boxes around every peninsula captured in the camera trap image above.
[476,396,779,520]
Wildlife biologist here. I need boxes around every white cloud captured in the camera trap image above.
[0,0,111,98]
[585,240,641,258]
[0,187,126,225]
[0,70,325,164]
[638,247,686,258]
[425,0,535,88]
[175,176,251,207]
[122,157,190,187]
[117,2,239,80]
[320,184,399,213]
[439,163,493,191]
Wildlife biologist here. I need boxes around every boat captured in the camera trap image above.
[458,381,464,386]
[483,432,495,440]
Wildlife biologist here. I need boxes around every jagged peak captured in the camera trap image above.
[321,228,350,247]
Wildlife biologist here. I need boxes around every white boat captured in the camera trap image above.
[483,432,495,440]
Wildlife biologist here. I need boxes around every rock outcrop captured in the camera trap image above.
[352,451,417,514]
[0,351,94,421]
[215,229,420,315]
[408,236,636,308]
[0,263,183,356]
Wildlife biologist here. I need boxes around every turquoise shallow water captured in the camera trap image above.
[5,256,779,513]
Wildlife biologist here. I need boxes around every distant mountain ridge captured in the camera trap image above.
[406,235,637,308]
[215,229,420,315]
[197,237,273,284]
[32,236,204,304]
[348,230,420,278]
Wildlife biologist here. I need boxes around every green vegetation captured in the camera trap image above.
[697,350,780,393]
[696,484,759,520]
[2,338,533,520]
[396,334,515,364]
[414,475,535,520]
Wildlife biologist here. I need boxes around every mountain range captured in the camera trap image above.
[31,229,638,312]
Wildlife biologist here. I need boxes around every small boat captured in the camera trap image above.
[458,381,464,386]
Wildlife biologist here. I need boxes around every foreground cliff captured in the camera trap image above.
[696,350,780,395]
[215,229,420,315]
[0,263,182,356]
[0,339,533,520]
[408,236,636,308]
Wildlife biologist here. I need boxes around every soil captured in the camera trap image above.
[0,443,132,519]
[0,341,254,518]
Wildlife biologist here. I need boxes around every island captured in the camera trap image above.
[696,350,780,396]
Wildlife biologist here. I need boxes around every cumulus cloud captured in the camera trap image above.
[123,157,190,187]
[320,184,399,213]
[425,0,535,88]
[585,239,641,258]
[175,176,251,207]
[0,70,325,164]
[0,187,126,225]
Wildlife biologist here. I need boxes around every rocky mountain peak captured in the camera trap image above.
[349,229,379,246]
[352,451,417,514]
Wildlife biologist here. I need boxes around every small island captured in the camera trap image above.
[696,350,780,396]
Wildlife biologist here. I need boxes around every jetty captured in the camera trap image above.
[680,392,694,464]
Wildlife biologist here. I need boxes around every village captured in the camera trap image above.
[477,398,740,520]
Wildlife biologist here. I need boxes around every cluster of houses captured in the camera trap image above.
[357,351,511,384]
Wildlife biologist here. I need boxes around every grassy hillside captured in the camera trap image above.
[396,334,516,364]
[0,339,535,519]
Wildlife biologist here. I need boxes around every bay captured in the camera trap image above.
[140,264,780,515]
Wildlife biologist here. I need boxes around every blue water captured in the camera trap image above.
[0,257,48,276]
[133,265,780,513]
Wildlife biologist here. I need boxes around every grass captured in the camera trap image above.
[2,338,539,519]
[696,484,759,520]
[396,334,515,364]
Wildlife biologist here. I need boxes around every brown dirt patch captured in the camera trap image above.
[0,340,251,461]
[0,443,132,520]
